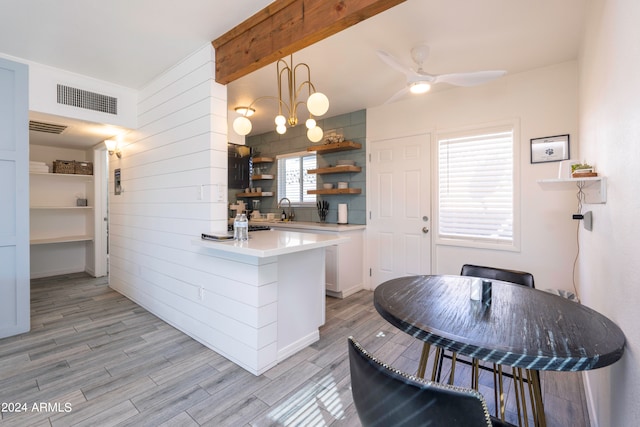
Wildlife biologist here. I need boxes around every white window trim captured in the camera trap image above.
[276,150,317,207]
[433,120,521,252]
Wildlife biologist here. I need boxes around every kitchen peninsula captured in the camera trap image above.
[193,229,348,375]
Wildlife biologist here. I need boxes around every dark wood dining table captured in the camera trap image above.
[373,275,626,426]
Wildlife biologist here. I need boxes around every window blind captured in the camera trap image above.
[277,152,316,204]
[438,129,514,243]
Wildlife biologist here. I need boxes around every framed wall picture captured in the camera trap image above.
[530,134,570,163]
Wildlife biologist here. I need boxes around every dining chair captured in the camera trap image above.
[460,265,538,423]
[348,336,515,427]
[418,265,537,380]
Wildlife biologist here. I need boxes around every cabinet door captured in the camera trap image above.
[0,57,30,338]
[325,245,338,291]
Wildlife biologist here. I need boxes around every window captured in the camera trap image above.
[437,125,516,248]
[277,151,317,205]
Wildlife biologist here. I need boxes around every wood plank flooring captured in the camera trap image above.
[0,273,589,426]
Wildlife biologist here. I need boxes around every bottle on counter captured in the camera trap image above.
[238,213,249,241]
[233,214,241,240]
[281,209,287,221]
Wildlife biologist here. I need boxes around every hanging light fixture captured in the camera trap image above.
[233,55,329,143]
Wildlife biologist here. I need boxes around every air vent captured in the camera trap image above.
[29,120,67,134]
[57,84,118,115]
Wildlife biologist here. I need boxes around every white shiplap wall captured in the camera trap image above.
[108,44,266,362]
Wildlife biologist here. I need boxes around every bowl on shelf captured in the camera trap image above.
[337,159,355,166]
[323,183,334,189]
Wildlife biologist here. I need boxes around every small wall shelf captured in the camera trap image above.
[307,141,362,154]
[308,165,361,175]
[308,188,362,195]
[537,176,607,204]
[30,172,93,181]
[30,235,94,245]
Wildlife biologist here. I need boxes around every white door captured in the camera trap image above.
[0,57,30,338]
[368,134,431,288]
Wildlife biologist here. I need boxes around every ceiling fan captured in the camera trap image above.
[377,45,507,104]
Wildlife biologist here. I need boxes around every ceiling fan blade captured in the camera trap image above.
[384,86,410,104]
[376,50,420,78]
[434,70,507,87]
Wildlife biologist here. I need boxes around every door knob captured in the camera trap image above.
[422,227,429,234]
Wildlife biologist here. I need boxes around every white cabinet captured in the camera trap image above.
[270,223,364,298]
[323,229,363,298]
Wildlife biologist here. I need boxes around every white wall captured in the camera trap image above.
[367,62,579,291]
[28,61,137,129]
[579,0,640,425]
[0,52,137,129]
[108,44,257,359]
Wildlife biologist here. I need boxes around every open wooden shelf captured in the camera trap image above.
[307,165,361,174]
[252,156,274,163]
[308,188,361,195]
[251,174,274,180]
[307,141,362,154]
[236,191,274,197]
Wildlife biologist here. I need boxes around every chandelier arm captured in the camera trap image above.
[276,58,290,117]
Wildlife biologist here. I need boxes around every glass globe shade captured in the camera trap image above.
[276,125,287,135]
[307,92,329,116]
[233,116,252,135]
[275,115,286,126]
[307,126,323,143]
[305,118,316,129]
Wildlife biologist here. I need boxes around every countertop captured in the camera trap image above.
[194,229,349,258]
[252,220,366,232]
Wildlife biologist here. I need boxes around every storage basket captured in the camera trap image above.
[75,161,93,175]
[53,160,76,174]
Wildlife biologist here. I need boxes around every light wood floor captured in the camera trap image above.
[0,273,589,426]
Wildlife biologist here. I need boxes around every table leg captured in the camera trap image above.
[528,370,546,427]
[417,342,430,379]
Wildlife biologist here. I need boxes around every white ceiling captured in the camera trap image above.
[0,0,586,146]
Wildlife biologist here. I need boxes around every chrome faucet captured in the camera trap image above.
[278,197,294,221]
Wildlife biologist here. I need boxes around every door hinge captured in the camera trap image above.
[369,268,372,277]
[369,211,372,220]
[369,153,371,162]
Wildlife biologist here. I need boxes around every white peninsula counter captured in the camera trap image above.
[192,229,348,375]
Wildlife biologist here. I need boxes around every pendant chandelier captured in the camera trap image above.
[233,55,329,142]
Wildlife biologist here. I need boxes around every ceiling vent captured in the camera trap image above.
[29,120,67,134]
[57,84,118,115]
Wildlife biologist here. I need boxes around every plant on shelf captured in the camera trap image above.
[571,162,595,177]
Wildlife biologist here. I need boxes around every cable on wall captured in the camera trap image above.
[571,181,585,298]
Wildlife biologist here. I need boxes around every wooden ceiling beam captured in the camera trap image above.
[212,0,406,84]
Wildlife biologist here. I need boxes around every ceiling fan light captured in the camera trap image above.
[233,116,252,136]
[307,92,329,116]
[410,82,431,94]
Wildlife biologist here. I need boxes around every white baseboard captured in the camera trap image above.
[277,331,320,362]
